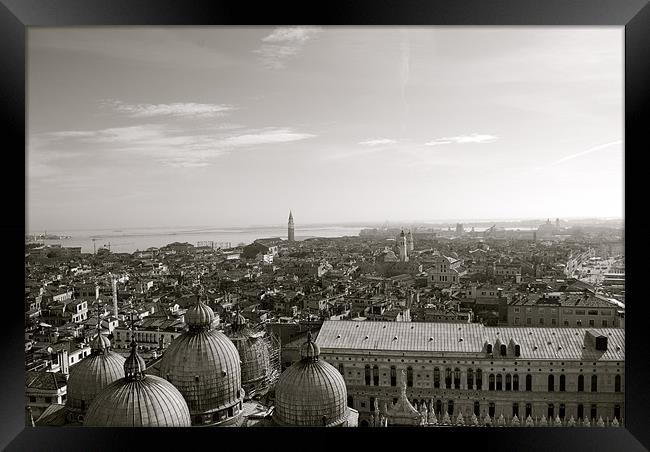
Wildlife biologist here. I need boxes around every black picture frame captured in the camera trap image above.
[2,0,647,450]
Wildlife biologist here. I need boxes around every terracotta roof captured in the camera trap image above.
[26,371,68,390]
[316,320,624,361]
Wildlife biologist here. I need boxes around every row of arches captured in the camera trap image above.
[351,365,621,393]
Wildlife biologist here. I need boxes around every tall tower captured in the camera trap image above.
[398,230,409,262]
[111,274,118,318]
[407,230,414,253]
[288,210,295,242]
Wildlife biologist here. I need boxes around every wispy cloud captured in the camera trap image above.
[37,125,316,168]
[101,100,234,119]
[550,140,622,166]
[255,27,322,69]
[359,138,397,146]
[424,134,498,146]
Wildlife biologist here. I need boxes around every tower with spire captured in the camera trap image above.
[288,210,295,242]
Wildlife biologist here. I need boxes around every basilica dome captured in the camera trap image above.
[65,331,126,420]
[84,340,191,427]
[273,332,350,427]
[159,298,244,426]
[228,311,276,399]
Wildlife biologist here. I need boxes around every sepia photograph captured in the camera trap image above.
[24,25,625,429]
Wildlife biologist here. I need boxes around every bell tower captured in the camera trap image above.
[288,211,295,242]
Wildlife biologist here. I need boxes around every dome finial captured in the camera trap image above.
[91,300,111,352]
[300,330,319,362]
[124,311,146,380]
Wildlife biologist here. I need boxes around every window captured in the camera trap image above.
[589,319,595,327]
[539,318,544,325]
[488,402,495,418]
[576,310,585,315]
[445,368,452,389]
[614,404,621,420]
[433,367,440,388]
[513,403,519,417]
[447,400,454,416]
[514,345,521,357]
[435,400,442,415]
[373,365,379,386]
[496,374,503,390]
[591,374,598,392]
[615,374,621,392]
[514,307,520,313]
[564,320,569,326]
[551,318,557,326]
[578,374,584,392]
[476,369,483,390]
[365,365,371,386]
[370,397,375,412]
[390,366,397,387]
[577,404,584,420]
[548,374,554,392]
[559,374,566,392]
[559,404,566,420]
[407,367,413,387]
[467,368,474,389]
[602,320,608,327]
[500,344,507,356]
[525,403,532,418]
[489,374,495,391]
[45,397,52,404]
[548,404,554,419]
[514,317,520,324]
[338,363,344,376]
[474,401,481,416]
[526,374,532,391]
[588,310,599,315]
[505,374,512,391]
[576,320,582,326]
[486,344,493,354]
[454,368,461,389]
[29,396,36,403]
[526,318,532,325]
[590,404,597,421]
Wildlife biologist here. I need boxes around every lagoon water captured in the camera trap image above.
[29,225,366,254]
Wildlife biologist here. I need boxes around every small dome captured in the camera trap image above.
[273,333,349,427]
[91,333,112,352]
[300,331,320,360]
[185,300,215,329]
[65,349,125,415]
[83,339,191,427]
[124,341,147,379]
[83,376,191,427]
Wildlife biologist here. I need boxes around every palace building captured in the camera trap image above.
[316,320,624,427]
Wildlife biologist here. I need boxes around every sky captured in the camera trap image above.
[27,27,624,231]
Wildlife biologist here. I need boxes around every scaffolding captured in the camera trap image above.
[226,322,281,400]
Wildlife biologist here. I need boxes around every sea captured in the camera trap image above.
[27,225,366,254]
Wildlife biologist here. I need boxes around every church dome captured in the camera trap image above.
[159,299,243,426]
[65,332,126,418]
[185,300,215,327]
[273,332,349,427]
[84,340,191,427]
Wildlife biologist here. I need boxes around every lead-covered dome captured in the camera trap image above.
[84,340,191,427]
[273,332,349,427]
[228,311,277,399]
[159,298,243,426]
[65,332,126,420]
